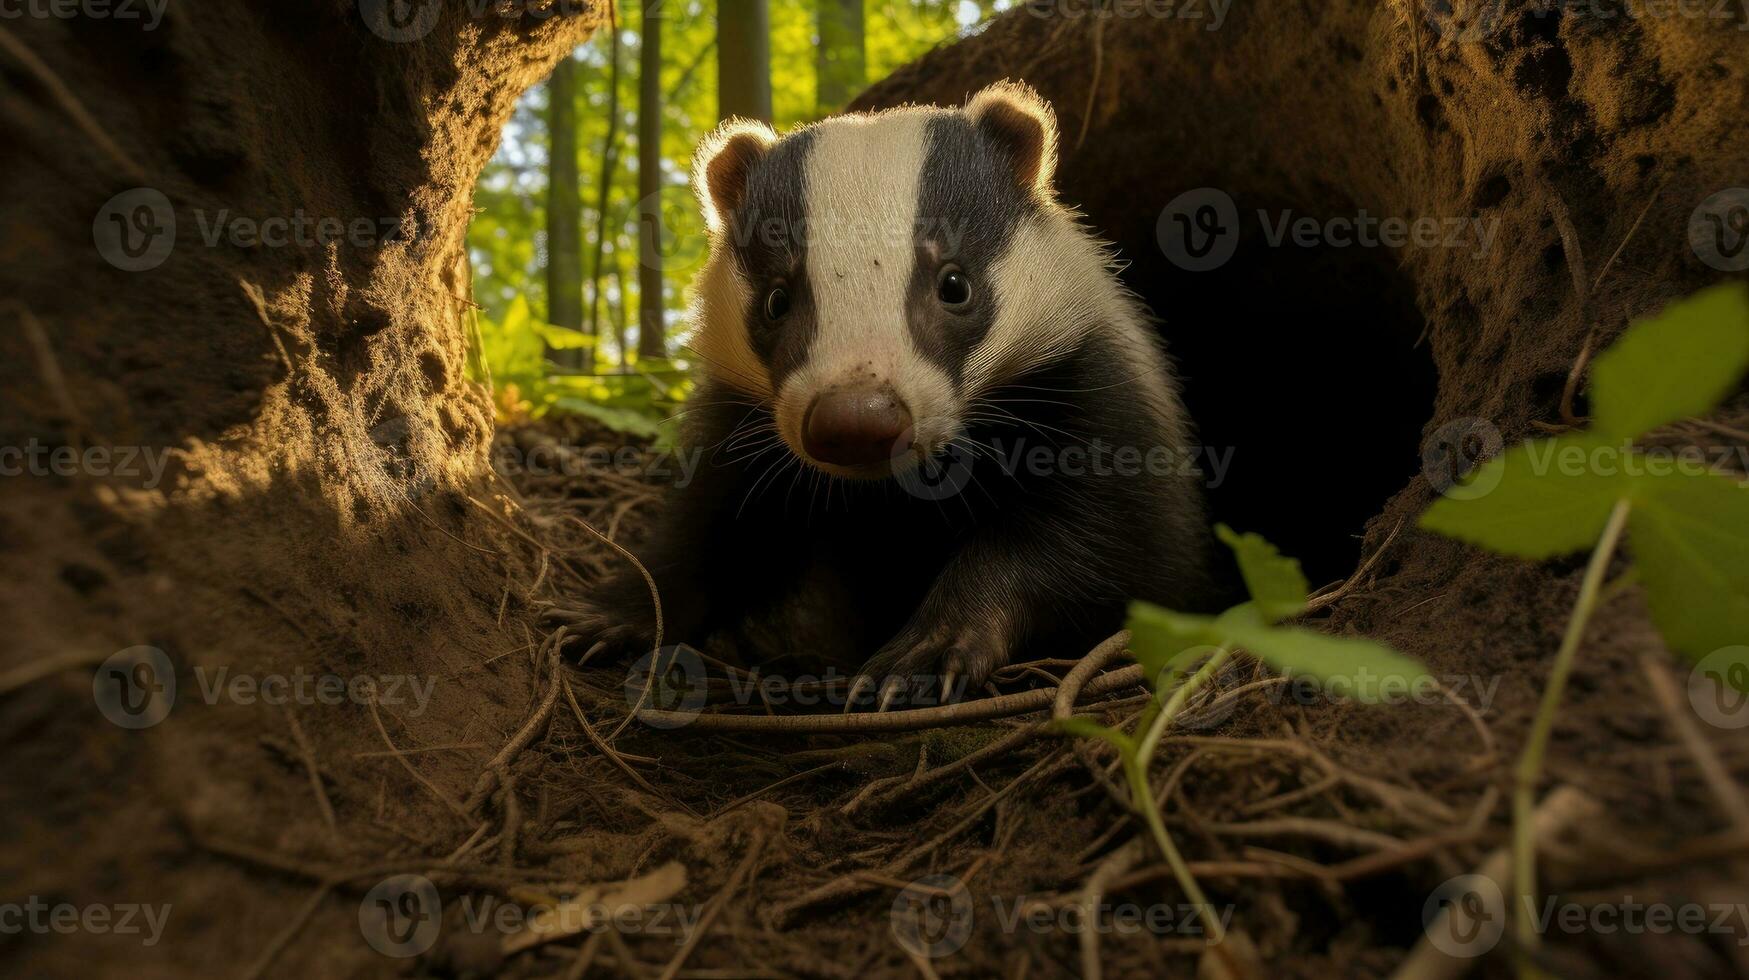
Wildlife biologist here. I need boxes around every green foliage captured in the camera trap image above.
[1420,435,1631,559]
[1589,284,1749,440]
[1420,284,1749,671]
[1629,469,1749,659]
[1214,524,1309,622]
[1057,528,1419,939]
[1127,530,1428,702]
[1052,715,1135,753]
[467,294,686,434]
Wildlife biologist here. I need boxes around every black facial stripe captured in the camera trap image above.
[906,114,1037,384]
[725,128,819,390]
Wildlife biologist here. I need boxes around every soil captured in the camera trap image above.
[3,2,1749,979]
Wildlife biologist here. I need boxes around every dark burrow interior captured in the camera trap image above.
[1114,222,1439,587]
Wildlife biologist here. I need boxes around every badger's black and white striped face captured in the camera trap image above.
[688,82,1161,480]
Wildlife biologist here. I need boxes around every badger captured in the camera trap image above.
[563,82,1218,710]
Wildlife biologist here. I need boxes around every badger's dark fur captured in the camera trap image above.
[564,82,1219,708]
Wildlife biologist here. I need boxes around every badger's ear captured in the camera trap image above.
[965,81,1058,199]
[692,118,778,234]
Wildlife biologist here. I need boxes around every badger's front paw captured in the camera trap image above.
[543,601,660,662]
[849,619,1010,711]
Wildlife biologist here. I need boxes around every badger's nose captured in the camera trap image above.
[802,386,913,467]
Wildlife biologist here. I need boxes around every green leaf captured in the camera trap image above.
[1628,470,1749,658]
[534,323,598,351]
[1690,646,1749,697]
[1589,283,1749,440]
[1420,435,1630,558]
[550,397,662,437]
[1215,525,1308,621]
[1126,601,1219,686]
[1052,717,1136,756]
[1223,622,1430,704]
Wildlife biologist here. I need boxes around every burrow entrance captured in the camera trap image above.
[1114,210,1439,587]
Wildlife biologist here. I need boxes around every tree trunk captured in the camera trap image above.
[613,256,633,370]
[717,0,773,121]
[637,0,667,358]
[0,4,600,975]
[815,0,865,114]
[545,53,587,367]
[585,22,624,342]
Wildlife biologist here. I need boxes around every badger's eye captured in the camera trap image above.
[763,285,791,321]
[936,266,972,308]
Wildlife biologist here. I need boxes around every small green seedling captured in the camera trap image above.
[1055,526,1428,948]
[1419,282,1749,970]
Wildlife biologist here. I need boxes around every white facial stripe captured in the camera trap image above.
[797,111,931,385]
[966,215,1098,396]
[772,111,963,469]
[969,211,1184,435]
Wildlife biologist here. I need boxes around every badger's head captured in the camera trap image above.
[687,81,1134,480]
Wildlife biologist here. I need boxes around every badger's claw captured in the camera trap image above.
[542,603,658,662]
[842,675,877,714]
[849,622,1008,712]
